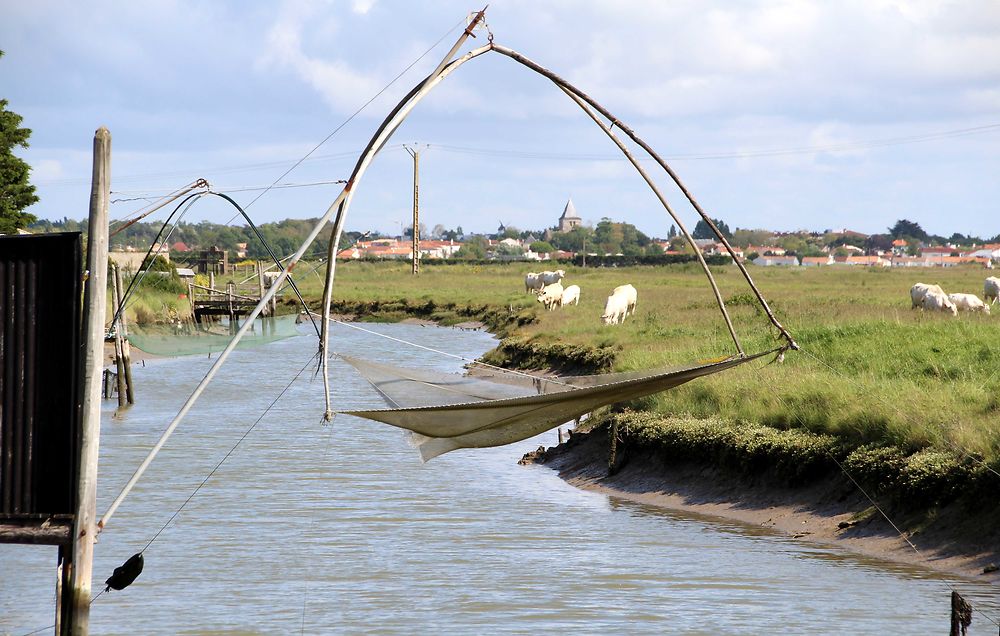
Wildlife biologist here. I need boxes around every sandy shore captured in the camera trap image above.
[527,427,1000,582]
[103,340,161,365]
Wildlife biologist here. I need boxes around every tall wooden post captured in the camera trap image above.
[67,126,111,635]
[404,145,421,275]
[113,263,134,404]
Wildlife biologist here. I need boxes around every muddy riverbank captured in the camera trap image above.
[526,424,1000,582]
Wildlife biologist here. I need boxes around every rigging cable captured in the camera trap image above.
[750,361,1000,628]
[15,353,320,636]
[222,18,467,225]
[44,120,1000,191]
[134,351,320,555]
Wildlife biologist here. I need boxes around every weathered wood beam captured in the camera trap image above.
[0,517,74,546]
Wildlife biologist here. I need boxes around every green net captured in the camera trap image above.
[126,314,302,357]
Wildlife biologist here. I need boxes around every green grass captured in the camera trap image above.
[289,260,999,465]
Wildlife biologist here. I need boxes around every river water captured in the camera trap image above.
[2,323,998,634]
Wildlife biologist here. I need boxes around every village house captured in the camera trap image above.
[752,255,799,266]
[747,245,785,256]
[800,255,833,267]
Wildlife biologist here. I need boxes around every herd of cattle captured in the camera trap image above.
[524,271,999,324]
[909,276,999,316]
[524,270,638,325]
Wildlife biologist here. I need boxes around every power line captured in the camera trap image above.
[110,179,348,203]
[35,121,1000,189]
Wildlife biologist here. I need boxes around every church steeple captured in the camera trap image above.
[557,197,581,232]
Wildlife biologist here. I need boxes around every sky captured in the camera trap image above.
[2,0,999,240]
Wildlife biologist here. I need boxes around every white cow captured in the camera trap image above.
[611,284,638,317]
[601,293,629,325]
[985,277,1000,305]
[541,269,566,286]
[560,284,581,307]
[910,283,945,309]
[524,272,544,293]
[948,293,991,315]
[922,290,958,316]
[537,282,564,311]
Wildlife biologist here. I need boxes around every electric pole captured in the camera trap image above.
[403,144,427,275]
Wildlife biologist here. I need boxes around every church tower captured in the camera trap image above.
[557,198,582,232]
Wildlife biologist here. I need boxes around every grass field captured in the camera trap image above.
[289,260,999,463]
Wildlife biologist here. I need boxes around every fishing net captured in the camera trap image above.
[340,350,773,461]
[126,314,301,357]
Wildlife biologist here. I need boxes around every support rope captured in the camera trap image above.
[320,315,579,390]
[223,18,467,225]
[752,365,1000,629]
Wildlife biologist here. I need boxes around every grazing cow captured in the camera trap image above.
[910,283,945,309]
[560,284,581,307]
[611,284,638,317]
[948,293,991,315]
[601,292,630,325]
[524,272,543,293]
[541,269,566,286]
[922,290,958,316]
[985,277,1000,305]
[537,282,564,311]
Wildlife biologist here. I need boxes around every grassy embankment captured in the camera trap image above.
[290,260,1000,501]
[126,258,998,502]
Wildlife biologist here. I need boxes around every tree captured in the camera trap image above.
[549,225,593,252]
[865,233,893,253]
[692,218,731,240]
[529,240,554,254]
[0,52,40,234]
[667,224,677,239]
[888,219,928,241]
[402,222,428,239]
[454,235,487,259]
[731,228,771,248]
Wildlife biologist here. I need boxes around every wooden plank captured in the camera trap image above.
[0,518,73,545]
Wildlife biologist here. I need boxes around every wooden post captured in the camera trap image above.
[404,145,421,275]
[208,271,215,297]
[110,267,127,408]
[227,281,236,334]
[256,260,266,317]
[67,125,111,635]
[113,263,134,404]
[950,590,973,636]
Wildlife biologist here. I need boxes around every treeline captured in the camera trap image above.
[29,217,364,260]
[30,216,670,260]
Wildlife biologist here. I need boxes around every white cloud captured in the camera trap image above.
[351,0,376,15]
[258,1,383,114]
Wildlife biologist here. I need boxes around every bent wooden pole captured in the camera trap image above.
[557,85,743,355]
[101,44,494,526]
[490,44,797,350]
[318,44,493,417]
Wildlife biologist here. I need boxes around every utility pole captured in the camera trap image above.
[68,126,111,635]
[403,144,427,275]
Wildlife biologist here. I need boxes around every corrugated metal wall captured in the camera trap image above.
[0,232,82,516]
